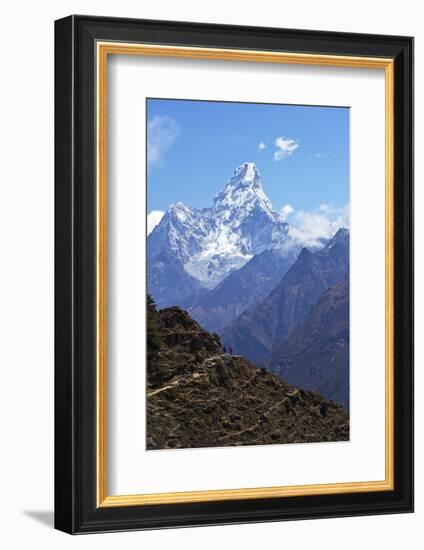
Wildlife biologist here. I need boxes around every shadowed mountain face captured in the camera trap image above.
[266,277,350,409]
[223,229,349,363]
[189,248,295,334]
[147,248,207,310]
[146,298,349,450]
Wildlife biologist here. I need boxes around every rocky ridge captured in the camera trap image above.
[147,298,349,450]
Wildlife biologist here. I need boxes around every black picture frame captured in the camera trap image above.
[55,14,414,534]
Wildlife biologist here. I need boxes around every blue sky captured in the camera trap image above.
[146,98,349,233]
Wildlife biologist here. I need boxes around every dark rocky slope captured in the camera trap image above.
[147,297,349,450]
[265,277,349,410]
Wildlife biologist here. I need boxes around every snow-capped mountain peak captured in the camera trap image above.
[148,162,322,294]
[213,162,277,223]
[166,201,194,221]
[228,161,261,187]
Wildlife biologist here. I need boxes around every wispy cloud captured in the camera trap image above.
[147,116,179,169]
[257,141,266,151]
[280,204,294,221]
[273,136,299,161]
[147,210,165,235]
[319,202,349,218]
[307,152,328,163]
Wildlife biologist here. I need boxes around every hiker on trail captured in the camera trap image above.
[223,345,227,354]
[229,346,233,355]
[320,402,329,418]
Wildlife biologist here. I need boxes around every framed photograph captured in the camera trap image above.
[54,15,413,534]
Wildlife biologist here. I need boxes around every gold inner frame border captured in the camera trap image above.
[96,42,394,508]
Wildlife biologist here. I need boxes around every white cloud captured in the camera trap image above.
[289,203,350,246]
[273,136,299,161]
[338,203,350,220]
[280,204,294,221]
[147,116,179,169]
[257,141,266,151]
[147,210,165,235]
[291,211,334,242]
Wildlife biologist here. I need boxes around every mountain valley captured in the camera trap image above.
[147,161,350,413]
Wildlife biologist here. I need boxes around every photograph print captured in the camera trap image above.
[146,98,350,450]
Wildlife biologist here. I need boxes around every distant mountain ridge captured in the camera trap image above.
[266,276,350,409]
[223,228,349,363]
